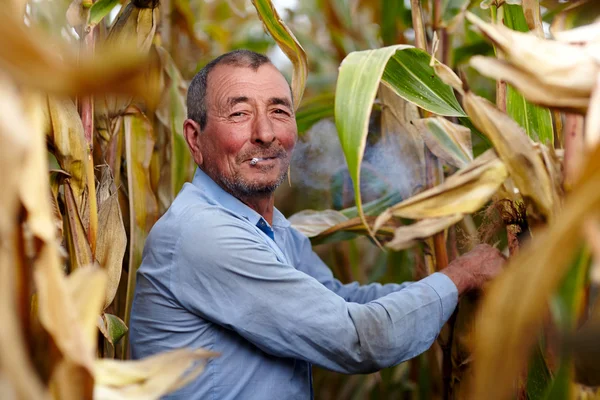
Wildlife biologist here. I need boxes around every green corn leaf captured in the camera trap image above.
[335,45,465,236]
[88,0,119,26]
[381,48,466,117]
[502,4,554,145]
[252,0,308,109]
[98,313,128,346]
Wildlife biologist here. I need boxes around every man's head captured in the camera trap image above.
[183,50,297,200]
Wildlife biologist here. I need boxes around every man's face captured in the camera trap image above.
[194,63,297,198]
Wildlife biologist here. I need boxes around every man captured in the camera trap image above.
[130,49,504,399]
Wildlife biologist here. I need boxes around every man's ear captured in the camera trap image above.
[183,118,203,166]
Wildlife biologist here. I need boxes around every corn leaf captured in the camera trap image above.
[64,183,94,272]
[0,9,155,98]
[66,266,108,353]
[98,313,128,346]
[94,348,218,399]
[96,190,127,310]
[0,78,49,400]
[374,150,507,228]
[466,12,598,110]
[45,97,87,209]
[470,144,600,400]
[88,0,120,26]
[386,214,463,251]
[502,4,554,145]
[252,0,308,109]
[463,92,556,220]
[413,117,473,168]
[289,209,349,237]
[381,48,466,117]
[123,108,159,352]
[335,45,465,237]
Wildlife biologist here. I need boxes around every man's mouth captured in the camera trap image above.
[249,157,278,165]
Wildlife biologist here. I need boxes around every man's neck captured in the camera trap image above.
[237,194,275,225]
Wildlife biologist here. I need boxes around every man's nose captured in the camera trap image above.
[251,113,276,145]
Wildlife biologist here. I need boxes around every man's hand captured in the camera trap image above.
[441,244,506,295]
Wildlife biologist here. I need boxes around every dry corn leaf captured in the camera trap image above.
[289,209,349,237]
[64,183,95,271]
[96,191,127,309]
[467,12,599,100]
[470,56,590,112]
[522,0,544,37]
[585,71,600,149]
[122,107,159,347]
[45,97,87,208]
[374,150,507,229]
[94,348,218,400]
[413,117,473,169]
[470,143,600,400]
[463,92,556,220]
[553,20,600,44]
[386,214,463,251]
[0,76,49,400]
[66,266,107,353]
[50,360,93,400]
[0,10,154,98]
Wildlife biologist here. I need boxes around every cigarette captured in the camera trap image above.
[250,158,259,165]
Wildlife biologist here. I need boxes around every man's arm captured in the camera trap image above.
[289,228,414,304]
[171,209,458,374]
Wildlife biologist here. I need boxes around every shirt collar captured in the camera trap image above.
[191,168,290,228]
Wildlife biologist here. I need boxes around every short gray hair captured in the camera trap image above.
[187,50,272,130]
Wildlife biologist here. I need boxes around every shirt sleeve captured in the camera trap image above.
[171,209,458,374]
[289,227,414,304]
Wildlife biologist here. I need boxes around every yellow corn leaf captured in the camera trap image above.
[413,117,473,169]
[466,12,599,99]
[553,20,600,44]
[252,0,308,109]
[470,143,600,400]
[50,360,93,400]
[67,266,107,352]
[386,214,463,251]
[289,209,349,237]
[585,71,600,149]
[0,10,154,98]
[96,191,127,310]
[470,56,590,112]
[0,76,49,400]
[463,92,557,220]
[94,348,218,400]
[374,150,507,229]
[45,97,87,208]
[122,107,159,351]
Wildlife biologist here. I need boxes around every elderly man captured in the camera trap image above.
[130,49,504,399]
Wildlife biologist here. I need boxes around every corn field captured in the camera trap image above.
[1,0,600,398]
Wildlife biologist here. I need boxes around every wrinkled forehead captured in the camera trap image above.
[206,64,293,107]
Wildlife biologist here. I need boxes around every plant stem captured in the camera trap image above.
[410,0,427,51]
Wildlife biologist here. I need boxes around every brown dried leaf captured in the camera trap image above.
[94,348,218,399]
[413,117,473,169]
[96,191,127,309]
[467,12,598,97]
[463,92,557,220]
[470,143,600,400]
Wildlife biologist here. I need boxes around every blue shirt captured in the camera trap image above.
[130,168,458,400]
